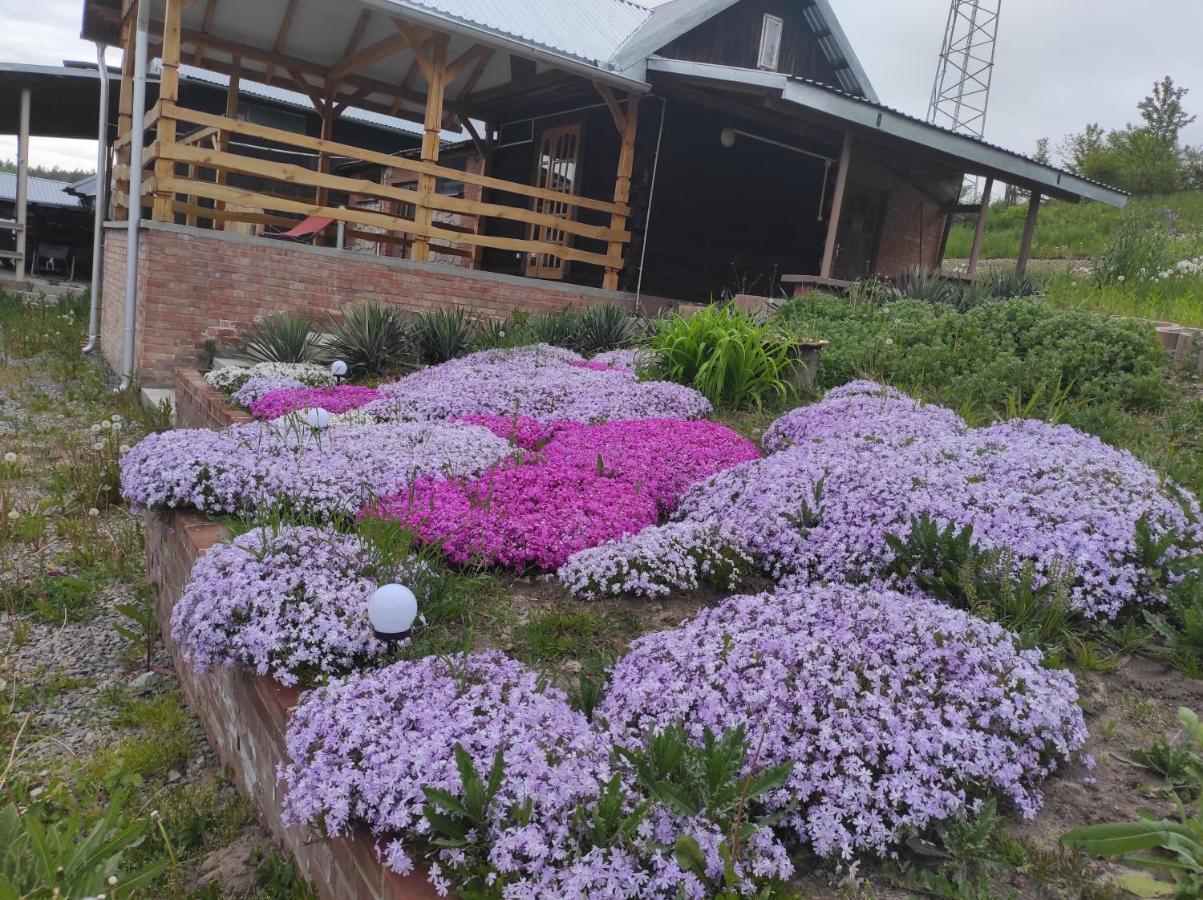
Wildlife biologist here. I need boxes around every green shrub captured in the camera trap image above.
[647,304,798,409]
[1095,206,1175,286]
[575,304,636,355]
[413,307,475,365]
[896,267,961,307]
[473,312,536,351]
[773,295,1169,419]
[325,303,411,377]
[242,314,320,364]
[531,309,581,349]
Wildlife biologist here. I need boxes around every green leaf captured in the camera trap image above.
[674,835,707,879]
[1115,872,1175,897]
[1063,820,1192,856]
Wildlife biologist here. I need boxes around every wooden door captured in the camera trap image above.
[526,124,582,280]
[834,187,886,280]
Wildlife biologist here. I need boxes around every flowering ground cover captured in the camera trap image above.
[372,419,759,570]
[362,344,712,423]
[172,526,430,685]
[249,385,381,420]
[573,384,1201,619]
[120,421,513,518]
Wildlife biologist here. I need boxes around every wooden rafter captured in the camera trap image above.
[342,10,372,58]
[328,32,407,84]
[194,0,217,64]
[594,82,627,134]
[263,0,299,85]
[446,43,492,80]
[393,21,435,82]
[455,47,494,102]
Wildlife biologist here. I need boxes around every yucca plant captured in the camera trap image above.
[414,306,475,365]
[895,267,961,307]
[576,304,636,355]
[242,313,320,363]
[325,303,412,377]
[531,309,582,349]
[647,304,797,409]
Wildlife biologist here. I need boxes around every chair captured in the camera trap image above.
[33,244,75,281]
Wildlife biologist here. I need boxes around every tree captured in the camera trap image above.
[1138,76,1197,144]
[1182,145,1203,191]
[1059,124,1105,173]
[1033,137,1051,166]
[1078,127,1182,195]
[0,159,93,184]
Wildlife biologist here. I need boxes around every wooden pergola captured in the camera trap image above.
[87,0,647,290]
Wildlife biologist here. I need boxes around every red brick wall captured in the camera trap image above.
[144,509,445,900]
[846,156,955,279]
[174,368,252,430]
[101,222,635,387]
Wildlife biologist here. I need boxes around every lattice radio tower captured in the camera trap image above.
[927,0,1002,139]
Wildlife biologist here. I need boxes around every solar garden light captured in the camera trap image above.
[330,359,348,384]
[302,407,331,430]
[367,584,418,643]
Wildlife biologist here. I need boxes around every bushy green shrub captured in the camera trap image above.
[774,296,1168,420]
[1095,206,1175,286]
[242,314,320,364]
[575,304,636,355]
[647,304,797,409]
[325,303,411,377]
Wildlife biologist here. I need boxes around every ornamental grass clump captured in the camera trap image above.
[172,526,430,685]
[119,421,513,519]
[598,583,1088,860]
[365,344,711,423]
[249,385,382,420]
[373,419,759,571]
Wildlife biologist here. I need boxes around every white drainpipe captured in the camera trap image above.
[83,41,110,354]
[119,0,150,390]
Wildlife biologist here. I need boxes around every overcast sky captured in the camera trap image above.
[3,0,1202,173]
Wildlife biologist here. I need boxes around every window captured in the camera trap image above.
[758,14,784,71]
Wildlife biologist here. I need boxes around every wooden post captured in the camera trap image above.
[412,37,448,263]
[935,211,954,270]
[820,132,853,279]
[1016,190,1041,277]
[602,92,640,292]
[152,0,182,221]
[14,88,29,279]
[214,61,239,229]
[114,11,136,220]
[966,176,994,277]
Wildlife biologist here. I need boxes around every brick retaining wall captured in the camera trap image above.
[102,222,635,388]
[174,368,252,430]
[144,509,443,900]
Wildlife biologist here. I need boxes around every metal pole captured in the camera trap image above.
[15,88,30,281]
[634,96,667,315]
[84,42,110,353]
[120,0,151,389]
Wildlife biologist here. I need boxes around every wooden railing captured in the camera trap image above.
[116,101,631,277]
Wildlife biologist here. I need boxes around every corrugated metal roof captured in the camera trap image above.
[382,0,652,67]
[0,172,85,208]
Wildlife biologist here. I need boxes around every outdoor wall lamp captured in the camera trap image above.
[368,584,419,642]
[719,126,837,221]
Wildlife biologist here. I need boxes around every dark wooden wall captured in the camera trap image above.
[657,0,847,87]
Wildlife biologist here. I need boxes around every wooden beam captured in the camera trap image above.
[328,32,407,84]
[411,36,447,262]
[820,132,853,279]
[446,43,492,80]
[165,103,630,216]
[195,0,217,64]
[263,0,299,85]
[214,61,239,226]
[152,0,182,221]
[456,49,493,104]
[594,83,627,135]
[342,10,372,58]
[1016,190,1041,277]
[392,21,435,83]
[603,92,640,291]
[966,177,994,277]
[162,142,631,242]
[114,13,136,220]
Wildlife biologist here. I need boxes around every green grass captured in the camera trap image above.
[946,190,1203,260]
[1044,271,1203,328]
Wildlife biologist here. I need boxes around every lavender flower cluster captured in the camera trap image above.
[558,521,753,600]
[598,583,1087,859]
[119,421,513,518]
[363,344,711,423]
[172,526,428,685]
[205,362,334,396]
[588,384,1200,618]
[279,584,1084,894]
[762,379,967,452]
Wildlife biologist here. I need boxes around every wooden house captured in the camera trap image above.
[71,0,1126,386]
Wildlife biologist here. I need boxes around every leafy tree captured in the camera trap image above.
[1059,123,1106,173]
[0,158,94,183]
[1033,137,1051,166]
[1182,145,1203,191]
[1079,127,1184,195]
[1139,76,1197,145]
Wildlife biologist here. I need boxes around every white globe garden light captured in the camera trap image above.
[301,407,331,430]
[330,359,348,379]
[368,584,419,642]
